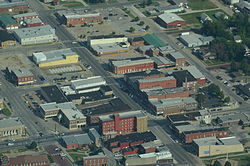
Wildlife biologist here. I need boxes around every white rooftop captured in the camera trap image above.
[71,76,106,90]
[112,58,154,67]
[158,12,184,24]
[182,65,205,79]
[0,117,25,129]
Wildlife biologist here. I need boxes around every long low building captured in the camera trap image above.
[193,136,244,157]
[0,1,29,14]
[137,76,176,90]
[179,32,214,47]
[13,25,58,45]
[149,97,197,115]
[33,48,79,67]
[110,58,155,74]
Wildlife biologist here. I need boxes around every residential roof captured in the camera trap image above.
[182,65,205,79]
[62,133,92,146]
[40,85,68,103]
[14,25,56,39]
[13,12,38,19]
[173,70,196,82]
[0,117,25,129]
[142,34,166,47]
[158,12,184,24]
[138,76,175,83]
[0,30,15,42]
[0,14,17,25]
[7,67,33,78]
[111,58,154,68]
[33,48,77,64]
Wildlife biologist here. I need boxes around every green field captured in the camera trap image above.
[188,0,217,10]
[60,1,84,8]
[231,154,250,166]
[180,9,225,24]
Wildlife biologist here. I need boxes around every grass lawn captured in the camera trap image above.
[60,1,84,8]
[69,153,87,162]
[204,59,227,66]
[2,104,11,116]
[231,154,250,166]
[179,9,224,24]
[84,0,117,5]
[188,0,217,10]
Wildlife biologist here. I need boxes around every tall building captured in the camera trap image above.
[100,111,148,135]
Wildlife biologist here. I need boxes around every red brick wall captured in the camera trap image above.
[147,90,189,100]
[139,79,176,90]
[183,130,229,143]
[115,62,154,74]
[197,78,206,85]
[167,20,186,29]
[67,16,103,26]
[0,5,29,14]
[27,22,44,27]
[83,157,108,166]
[17,75,34,85]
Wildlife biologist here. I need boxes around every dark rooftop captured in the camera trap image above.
[107,131,156,144]
[168,112,201,123]
[40,85,68,103]
[82,98,131,116]
[183,127,228,135]
[0,30,15,42]
[88,34,125,40]
[129,37,144,42]
[125,69,163,79]
[173,70,196,82]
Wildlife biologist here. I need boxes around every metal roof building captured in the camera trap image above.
[142,34,166,47]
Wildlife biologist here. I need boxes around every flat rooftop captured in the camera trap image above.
[40,85,68,103]
[13,12,38,19]
[71,76,106,90]
[170,51,185,59]
[0,117,25,129]
[182,66,205,79]
[7,67,33,78]
[112,58,154,68]
[193,136,242,146]
[99,110,146,122]
[150,97,197,108]
[138,76,175,83]
[14,25,56,39]
[62,133,91,145]
[173,70,196,82]
[174,123,227,133]
[143,87,186,96]
[158,12,184,24]
[91,42,129,54]
[142,34,166,47]
[151,56,174,66]
[0,1,28,9]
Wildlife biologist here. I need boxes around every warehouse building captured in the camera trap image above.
[179,32,214,47]
[13,25,58,45]
[172,123,229,143]
[6,67,34,86]
[156,12,186,29]
[193,136,244,157]
[149,97,197,115]
[0,30,16,48]
[40,85,68,104]
[0,1,29,14]
[39,102,86,130]
[13,12,38,22]
[182,66,206,85]
[169,51,186,67]
[62,133,92,149]
[137,76,176,90]
[150,56,175,69]
[110,58,155,74]
[0,117,26,141]
[24,17,44,27]
[142,34,166,47]
[0,14,18,30]
[32,48,78,67]
[99,110,148,136]
[58,10,102,26]
[88,35,130,56]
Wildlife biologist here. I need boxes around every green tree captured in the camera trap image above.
[224,161,232,166]
[230,61,239,72]
[146,0,152,5]
[129,27,135,33]
[145,25,150,30]
[27,141,37,150]
[213,160,222,166]
[224,96,230,103]
[138,21,145,26]
[132,16,140,22]
[196,94,205,108]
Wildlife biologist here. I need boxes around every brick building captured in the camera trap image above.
[128,37,145,46]
[169,51,186,67]
[143,87,189,100]
[137,76,176,90]
[0,14,18,30]
[6,67,34,86]
[173,70,197,89]
[156,12,186,29]
[172,123,229,143]
[0,1,29,14]
[83,153,108,166]
[182,66,206,85]
[110,58,155,74]
[0,154,50,166]
[25,17,44,27]
[58,11,102,26]
[100,111,148,135]
[0,30,16,48]
[13,12,39,22]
